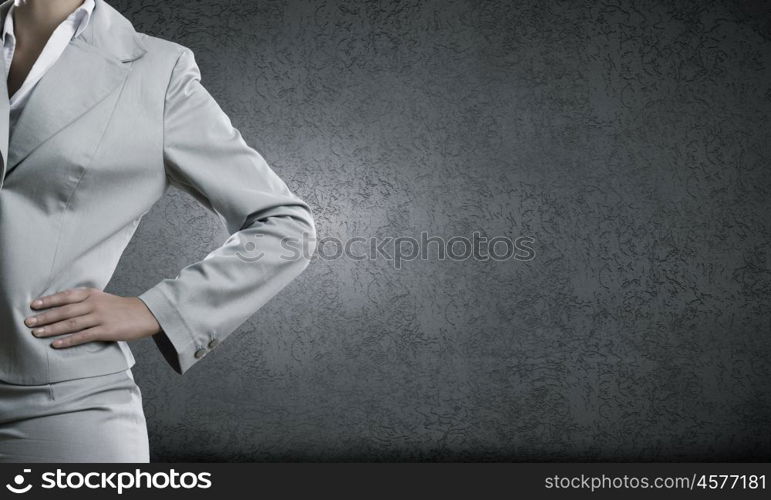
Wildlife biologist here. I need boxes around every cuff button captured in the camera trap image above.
[194,348,208,359]
[207,338,219,349]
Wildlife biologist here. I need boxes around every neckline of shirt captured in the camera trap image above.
[1,0,96,46]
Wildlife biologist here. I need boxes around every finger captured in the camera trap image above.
[31,314,101,338]
[50,327,107,348]
[30,287,93,310]
[25,302,93,328]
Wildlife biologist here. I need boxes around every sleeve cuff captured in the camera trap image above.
[137,284,201,375]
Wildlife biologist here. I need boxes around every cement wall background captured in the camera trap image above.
[106,0,771,461]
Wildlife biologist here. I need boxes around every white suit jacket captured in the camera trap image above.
[0,0,316,384]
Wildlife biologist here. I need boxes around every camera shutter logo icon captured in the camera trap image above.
[6,469,32,494]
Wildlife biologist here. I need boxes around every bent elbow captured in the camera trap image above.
[297,206,317,263]
[277,202,316,267]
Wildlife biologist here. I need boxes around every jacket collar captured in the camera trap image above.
[75,0,146,62]
[0,0,146,186]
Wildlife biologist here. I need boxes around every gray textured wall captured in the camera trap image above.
[105,0,771,461]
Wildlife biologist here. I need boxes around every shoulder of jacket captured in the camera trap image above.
[134,32,195,66]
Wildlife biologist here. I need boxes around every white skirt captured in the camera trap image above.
[0,368,149,463]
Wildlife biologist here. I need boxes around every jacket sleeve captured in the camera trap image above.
[137,47,316,375]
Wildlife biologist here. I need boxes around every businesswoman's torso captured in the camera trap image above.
[0,0,176,384]
[0,0,316,386]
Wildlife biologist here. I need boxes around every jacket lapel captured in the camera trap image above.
[0,0,146,183]
[5,38,130,172]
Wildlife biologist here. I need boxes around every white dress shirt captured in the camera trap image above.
[2,0,94,129]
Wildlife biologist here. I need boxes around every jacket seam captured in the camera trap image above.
[43,62,134,293]
[162,47,186,185]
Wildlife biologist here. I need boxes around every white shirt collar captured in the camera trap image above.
[2,0,96,46]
